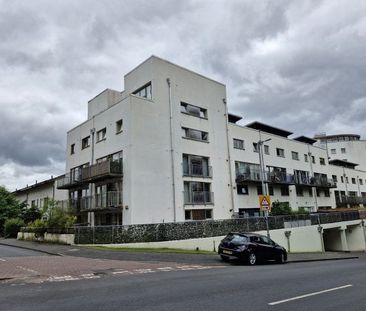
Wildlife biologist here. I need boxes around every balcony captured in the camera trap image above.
[183,164,212,178]
[56,173,83,189]
[183,191,214,205]
[268,172,295,185]
[57,160,123,189]
[336,196,366,207]
[312,177,337,188]
[82,160,123,183]
[80,191,123,211]
[236,169,265,184]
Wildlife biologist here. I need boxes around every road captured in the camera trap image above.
[0,244,49,258]
[0,244,365,311]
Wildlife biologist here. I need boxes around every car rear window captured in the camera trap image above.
[224,234,248,244]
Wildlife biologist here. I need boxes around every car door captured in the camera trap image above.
[258,236,276,261]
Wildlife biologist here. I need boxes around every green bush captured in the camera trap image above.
[47,206,76,228]
[270,201,292,216]
[4,218,25,238]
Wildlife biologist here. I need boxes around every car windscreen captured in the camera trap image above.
[224,234,248,245]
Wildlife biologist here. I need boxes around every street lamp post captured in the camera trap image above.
[258,138,271,238]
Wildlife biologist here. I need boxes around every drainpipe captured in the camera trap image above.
[167,78,177,222]
[90,126,96,226]
[223,98,235,218]
[307,145,318,212]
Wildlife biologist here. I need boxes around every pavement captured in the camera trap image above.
[0,238,361,263]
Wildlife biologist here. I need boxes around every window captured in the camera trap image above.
[237,185,249,195]
[332,175,338,182]
[185,209,212,220]
[316,189,321,197]
[319,157,325,165]
[352,178,356,184]
[296,186,303,197]
[183,181,212,204]
[324,189,330,197]
[359,179,363,185]
[341,176,344,183]
[233,139,244,150]
[133,82,152,99]
[182,127,208,142]
[311,156,315,164]
[81,136,90,149]
[116,119,123,134]
[268,186,274,196]
[304,154,308,162]
[180,102,207,118]
[281,186,289,196]
[291,151,299,161]
[276,148,285,158]
[346,177,349,183]
[308,188,313,196]
[70,144,75,155]
[96,128,106,142]
[253,142,259,153]
[331,149,336,154]
[341,148,346,154]
[264,145,270,155]
[183,154,211,178]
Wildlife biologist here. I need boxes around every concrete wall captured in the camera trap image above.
[97,220,366,253]
[17,232,74,245]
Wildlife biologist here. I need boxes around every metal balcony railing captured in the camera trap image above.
[183,191,214,205]
[268,172,295,185]
[183,164,212,178]
[312,177,337,188]
[56,173,83,189]
[336,196,366,207]
[235,169,266,183]
[80,191,123,211]
[82,160,123,182]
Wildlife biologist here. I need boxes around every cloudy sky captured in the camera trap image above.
[1,0,366,191]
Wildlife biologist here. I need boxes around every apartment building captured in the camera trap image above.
[17,55,364,226]
[13,176,68,209]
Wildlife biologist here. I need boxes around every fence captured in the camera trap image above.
[73,211,360,245]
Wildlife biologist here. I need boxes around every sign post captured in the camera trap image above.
[259,195,271,238]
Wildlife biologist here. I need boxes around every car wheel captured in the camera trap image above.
[248,252,257,265]
[276,252,286,264]
[220,255,230,262]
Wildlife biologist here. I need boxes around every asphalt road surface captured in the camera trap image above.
[0,244,49,258]
[1,256,365,311]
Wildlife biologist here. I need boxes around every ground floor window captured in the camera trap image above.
[238,208,260,218]
[185,209,212,220]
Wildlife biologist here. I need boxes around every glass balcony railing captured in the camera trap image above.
[183,191,214,205]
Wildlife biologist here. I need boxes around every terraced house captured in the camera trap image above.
[15,56,366,226]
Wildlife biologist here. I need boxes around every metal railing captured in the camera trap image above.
[183,191,214,205]
[268,172,295,185]
[82,160,123,182]
[235,169,264,183]
[294,175,337,188]
[336,196,366,207]
[183,164,212,178]
[56,173,83,189]
[80,191,123,211]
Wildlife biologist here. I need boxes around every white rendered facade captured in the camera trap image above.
[56,56,366,226]
[13,176,68,209]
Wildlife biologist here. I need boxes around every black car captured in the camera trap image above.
[218,232,287,265]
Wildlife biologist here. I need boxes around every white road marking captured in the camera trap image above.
[0,258,6,261]
[133,269,156,274]
[112,270,132,275]
[16,266,38,274]
[80,273,100,279]
[268,284,353,306]
[157,267,175,271]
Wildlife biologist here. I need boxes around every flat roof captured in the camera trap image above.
[293,136,317,145]
[245,121,293,138]
[314,133,360,140]
[329,159,358,169]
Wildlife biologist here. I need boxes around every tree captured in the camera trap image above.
[0,186,26,236]
[270,201,292,216]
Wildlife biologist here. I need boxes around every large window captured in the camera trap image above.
[183,182,213,205]
[96,128,106,142]
[133,82,152,100]
[291,151,299,160]
[183,154,211,177]
[182,127,208,142]
[82,136,90,149]
[276,148,285,158]
[185,209,212,220]
[116,119,123,134]
[233,139,244,150]
[181,102,207,118]
[319,157,326,165]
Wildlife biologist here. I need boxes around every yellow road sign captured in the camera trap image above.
[259,195,271,211]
